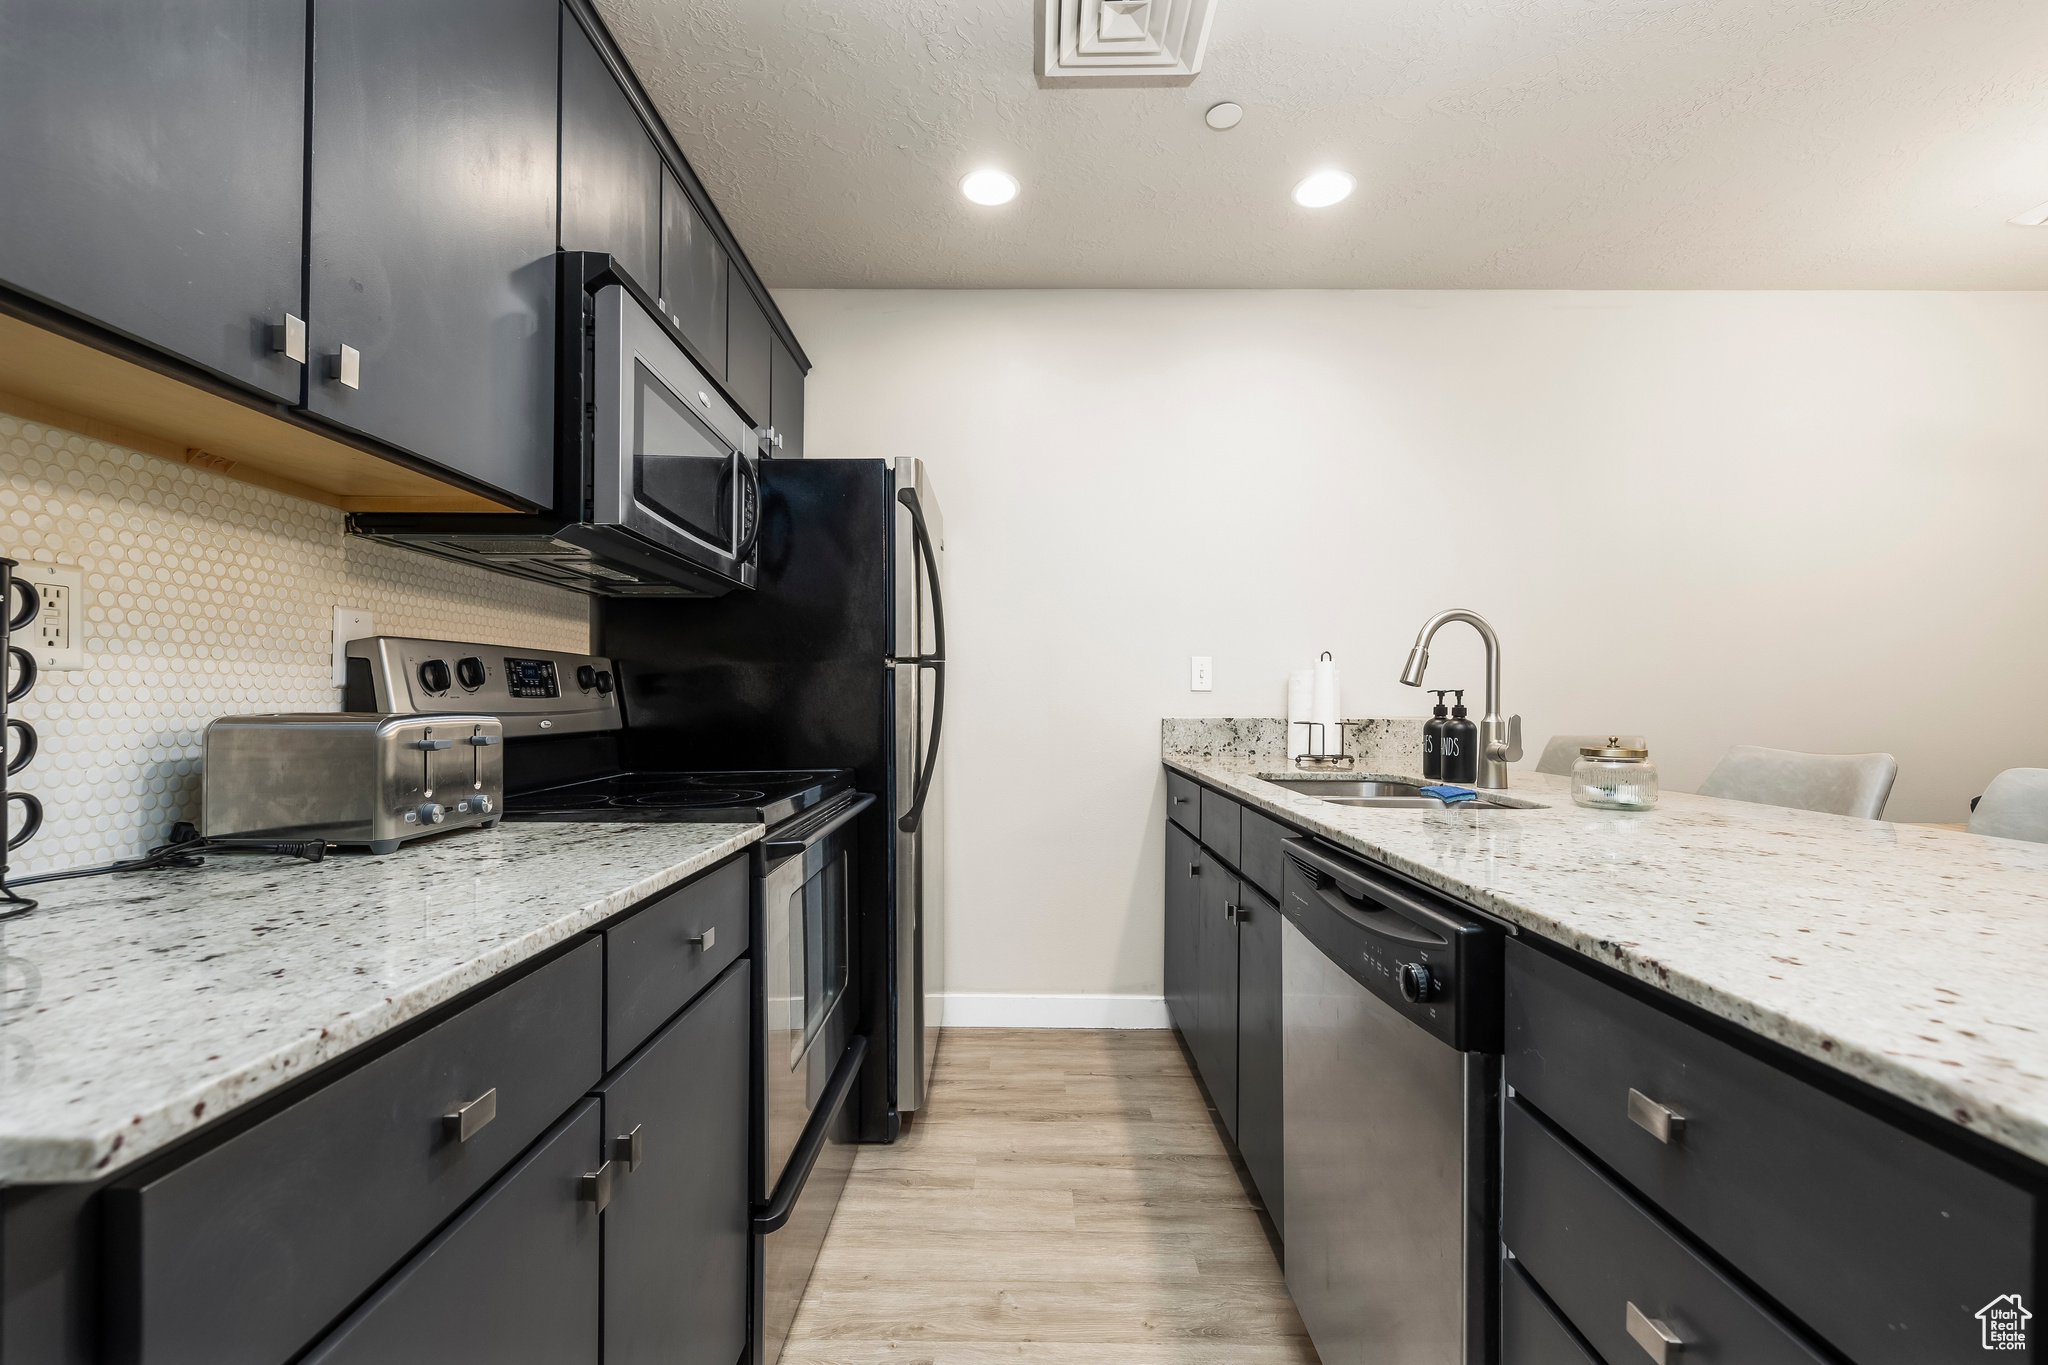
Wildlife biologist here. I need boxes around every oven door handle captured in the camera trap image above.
[754,1033,867,1235]
[761,791,877,861]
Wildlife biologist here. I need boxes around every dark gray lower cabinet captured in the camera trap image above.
[1194,851,1240,1137]
[0,0,307,402]
[1502,1260,1601,1365]
[1164,821,1200,1038]
[561,11,660,298]
[302,1100,604,1365]
[305,0,559,508]
[597,961,750,1365]
[1234,882,1282,1230]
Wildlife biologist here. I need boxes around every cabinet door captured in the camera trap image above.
[301,1099,603,1365]
[1164,821,1200,1038]
[725,282,773,425]
[305,0,558,508]
[1194,854,1240,1138]
[597,962,750,1365]
[0,0,306,401]
[1235,882,1283,1232]
[561,16,660,298]
[770,334,805,458]
[660,168,728,380]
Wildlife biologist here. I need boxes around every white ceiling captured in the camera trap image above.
[596,0,2048,289]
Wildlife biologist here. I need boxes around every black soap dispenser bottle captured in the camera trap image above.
[1441,690,1479,784]
[1422,690,1451,779]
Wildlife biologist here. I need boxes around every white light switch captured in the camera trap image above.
[1191,656,1213,692]
[14,562,84,671]
[333,607,374,688]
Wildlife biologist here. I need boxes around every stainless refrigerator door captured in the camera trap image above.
[1283,916,1471,1365]
[890,456,945,1114]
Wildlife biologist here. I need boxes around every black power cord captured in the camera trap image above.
[2,821,328,905]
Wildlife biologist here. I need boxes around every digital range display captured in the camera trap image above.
[504,657,561,699]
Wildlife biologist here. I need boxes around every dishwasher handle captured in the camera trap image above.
[1287,841,1452,949]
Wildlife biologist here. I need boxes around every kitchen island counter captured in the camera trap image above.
[1165,720,2048,1168]
[0,821,760,1184]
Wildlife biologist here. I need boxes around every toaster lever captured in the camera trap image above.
[467,733,500,746]
[413,738,452,751]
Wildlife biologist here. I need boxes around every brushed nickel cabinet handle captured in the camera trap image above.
[613,1124,643,1172]
[442,1088,497,1143]
[1224,902,1237,923]
[1235,905,1250,923]
[1626,1301,1684,1362]
[1172,796,1189,804]
[1627,1088,1686,1143]
[1189,863,1200,876]
[329,344,360,389]
[689,927,715,951]
[580,1160,613,1211]
[268,313,306,363]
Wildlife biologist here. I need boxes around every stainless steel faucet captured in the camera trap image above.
[1399,609,1523,789]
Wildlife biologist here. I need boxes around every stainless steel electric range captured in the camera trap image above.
[343,635,870,1365]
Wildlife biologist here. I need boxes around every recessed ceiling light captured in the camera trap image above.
[960,169,1020,207]
[2010,200,2048,226]
[1292,171,1355,209]
[1205,102,1243,131]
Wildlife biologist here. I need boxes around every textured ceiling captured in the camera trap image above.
[595,0,2048,288]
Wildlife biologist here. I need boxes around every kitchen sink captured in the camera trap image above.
[1261,777,1518,810]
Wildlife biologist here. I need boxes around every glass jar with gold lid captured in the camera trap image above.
[1571,737,1658,810]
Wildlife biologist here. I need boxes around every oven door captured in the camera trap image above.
[591,283,759,590]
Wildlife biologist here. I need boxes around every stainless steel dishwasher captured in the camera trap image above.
[1281,837,1504,1365]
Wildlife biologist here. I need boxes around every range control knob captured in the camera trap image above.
[1398,962,1432,1003]
[576,664,597,690]
[417,659,451,693]
[594,670,614,695]
[458,794,494,816]
[416,803,447,826]
[454,656,486,690]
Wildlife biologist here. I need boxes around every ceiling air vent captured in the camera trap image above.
[1039,0,1218,84]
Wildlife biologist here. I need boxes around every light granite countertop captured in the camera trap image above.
[0,821,761,1184]
[1164,721,2048,1168]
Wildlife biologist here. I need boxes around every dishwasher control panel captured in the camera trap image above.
[1280,837,1503,1052]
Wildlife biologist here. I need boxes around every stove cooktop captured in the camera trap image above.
[504,769,853,826]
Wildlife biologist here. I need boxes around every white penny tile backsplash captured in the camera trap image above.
[0,411,589,875]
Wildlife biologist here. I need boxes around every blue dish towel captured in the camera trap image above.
[1419,785,1479,804]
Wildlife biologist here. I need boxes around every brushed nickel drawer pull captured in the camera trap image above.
[1224,902,1237,923]
[580,1160,613,1212]
[1626,1301,1685,1362]
[613,1124,643,1173]
[1627,1088,1686,1143]
[689,927,715,951]
[442,1088,497,1143]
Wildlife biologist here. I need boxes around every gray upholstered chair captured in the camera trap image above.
[1534,734,1646,777]
[1696,745,1898,820]
[1966,768,2048,843]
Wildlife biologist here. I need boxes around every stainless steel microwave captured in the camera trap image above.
[349,255,761,597]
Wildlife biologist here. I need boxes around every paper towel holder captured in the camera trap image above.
[1292,721,1355,771]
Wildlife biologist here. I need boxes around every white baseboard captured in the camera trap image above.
[939,993,1171,1029]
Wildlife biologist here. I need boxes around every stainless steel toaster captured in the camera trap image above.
[202,713,505,854]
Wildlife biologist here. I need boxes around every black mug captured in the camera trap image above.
[5,791,42,851]
[4,718,34,777]
[5,647,34,705]
[6,577,37,633]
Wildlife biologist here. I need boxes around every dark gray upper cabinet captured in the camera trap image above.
[597,962,750,1365]
[0,0,306,402]
[770,334,805,458]
[726,281,773,425]
[660,167,728,379]
[561,16,660,299]
[305,0,559,509]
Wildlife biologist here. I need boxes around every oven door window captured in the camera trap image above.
[632,358,736,552]
[787,849,850,1069]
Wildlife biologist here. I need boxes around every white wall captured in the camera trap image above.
[773,289,2048,1012]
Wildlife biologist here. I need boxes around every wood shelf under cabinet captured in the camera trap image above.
[0,309,519,513]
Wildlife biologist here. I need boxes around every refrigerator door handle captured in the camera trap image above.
[895,486,946,835]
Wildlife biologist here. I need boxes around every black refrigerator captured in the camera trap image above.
[600,456,945,1143]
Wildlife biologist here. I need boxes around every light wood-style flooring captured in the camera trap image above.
[780,1028,1319,1365]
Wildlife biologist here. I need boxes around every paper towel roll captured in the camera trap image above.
[1286,670,1314,759]
[1311,654,1340,756]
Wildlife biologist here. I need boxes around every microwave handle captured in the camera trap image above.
[730,452,761,565]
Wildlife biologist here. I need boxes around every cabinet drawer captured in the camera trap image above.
[1505,1260,1604,1365]
[301,1099,602,1365]
[108,937,604,1365]
[1504,1100,1827,1365]
[1200,787,1240,867]
[1506,940,2033,1365]
[1166,769,1201,838]
[606,854,750,1069]
[1239,806,1287,900]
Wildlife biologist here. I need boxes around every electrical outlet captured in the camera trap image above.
[13,562,84,671]
[333,607,374,687]
[1191,656,1213,692]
